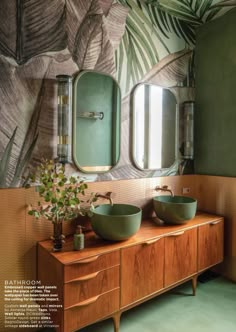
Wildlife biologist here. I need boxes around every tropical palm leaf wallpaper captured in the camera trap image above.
[0,0,235,187]
[116,0,236,94]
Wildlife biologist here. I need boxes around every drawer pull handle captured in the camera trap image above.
[210,221,221,225]
[168,231,185,237]
[68,272,100,283]
[144,238,161,245]
[70,255,99,265]
[66,295,100,309]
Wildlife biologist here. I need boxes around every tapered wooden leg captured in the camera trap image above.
[192,275,198,296]
[112,312,121,332]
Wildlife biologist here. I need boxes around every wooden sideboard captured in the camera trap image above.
[38,212,224,332]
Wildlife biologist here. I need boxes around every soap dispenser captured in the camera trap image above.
[73,226,84,251]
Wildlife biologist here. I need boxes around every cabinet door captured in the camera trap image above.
[198,219,224,271]
[164,228,197,287]
[121,237,164,307]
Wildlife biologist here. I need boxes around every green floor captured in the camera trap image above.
[80,277,236,332]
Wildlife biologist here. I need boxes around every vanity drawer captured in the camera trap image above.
[64,288,120,331]
[64,265,120,309]
[64,250,120,282]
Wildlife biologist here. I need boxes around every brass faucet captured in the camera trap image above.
[95,191,114,206]
[155,185,174,196]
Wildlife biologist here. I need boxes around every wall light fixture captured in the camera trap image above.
[56,75,72,163]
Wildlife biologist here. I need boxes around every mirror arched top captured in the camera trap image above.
[72,70,121,173]
[132,83,177,171]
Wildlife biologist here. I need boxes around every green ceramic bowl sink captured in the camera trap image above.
[153,195,197,225]
[90,204,142,241]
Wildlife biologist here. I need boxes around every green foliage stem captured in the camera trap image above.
[26,159,96,224]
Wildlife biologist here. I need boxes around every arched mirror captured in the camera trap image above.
[132,84,177,170]
[72,71,121,173]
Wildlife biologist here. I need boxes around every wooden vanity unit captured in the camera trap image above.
[37,212,224,332]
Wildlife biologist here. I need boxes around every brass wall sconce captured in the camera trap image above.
[56,75,72,163]
[183,101,194,160]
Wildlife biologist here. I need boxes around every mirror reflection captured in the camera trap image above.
[72,71,121,173]
[132,84,177,170]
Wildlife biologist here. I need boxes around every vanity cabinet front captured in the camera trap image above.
[38,248,120,332]
[37,213,224,332]
[64,252,120,331]
[121,237,164,307]
[164,228,197,287]
[198,219,224,272]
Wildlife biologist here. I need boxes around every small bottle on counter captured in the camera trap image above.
[73,225,84,250]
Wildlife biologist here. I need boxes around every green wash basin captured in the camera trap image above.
[90,204,142,241]
[153,195,197,225]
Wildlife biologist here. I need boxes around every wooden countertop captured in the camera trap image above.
[38,212,223,265]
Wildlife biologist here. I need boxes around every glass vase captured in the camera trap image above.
[52,222,63,252]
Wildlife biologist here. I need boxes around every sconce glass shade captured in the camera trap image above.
[56,75,72,163]
[183,101,194,159]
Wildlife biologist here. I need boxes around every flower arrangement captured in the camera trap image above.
[26,158,95,251]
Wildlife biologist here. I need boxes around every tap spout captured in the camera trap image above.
[95,191,114,206]
[155,185,174,197]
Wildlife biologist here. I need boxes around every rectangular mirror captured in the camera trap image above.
[132,84,177,170]
[72,71,121,173]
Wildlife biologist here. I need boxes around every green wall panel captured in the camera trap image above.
[74,72,120,168]
[195,8,236,176]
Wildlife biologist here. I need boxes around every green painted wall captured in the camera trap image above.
[195,8,236,176]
